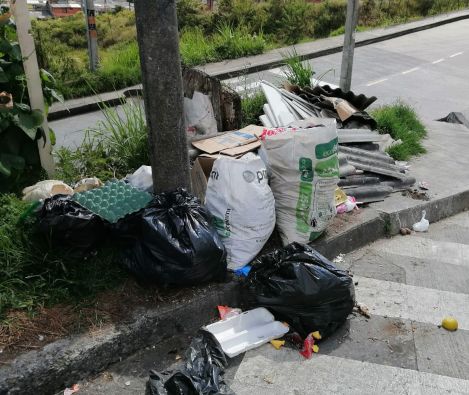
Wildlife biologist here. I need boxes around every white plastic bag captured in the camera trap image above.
[126,165,153,192]
[205,153,276,270]
[261,120,339,245]
[412,210,429,232]
[184,91,218,139]
[22,180,73,202]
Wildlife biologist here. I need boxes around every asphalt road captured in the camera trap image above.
[50,19,469,149]
[226,18,469,121]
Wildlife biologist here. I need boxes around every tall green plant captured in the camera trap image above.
[56,99,148,183]
[282,50,314,88]
[0,10,62,191]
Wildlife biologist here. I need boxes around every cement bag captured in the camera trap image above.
[205,153,276,270]
[261,121,339,244]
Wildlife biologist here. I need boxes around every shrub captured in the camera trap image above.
[278,0,314,44]
[180,27,216,66]
[177,0,212,32]
[213,24,265,60]
[311,0,347,38]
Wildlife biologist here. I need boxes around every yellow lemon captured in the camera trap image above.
[442,316,458,331]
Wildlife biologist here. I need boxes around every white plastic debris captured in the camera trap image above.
[333,253,345,264]
[126,165,153,192]
[412,210,429,232]
[205,307,289,358]
[63,384,79,395]
[22,180,73,202]
[184,91,218,138]
[73,177,103,193]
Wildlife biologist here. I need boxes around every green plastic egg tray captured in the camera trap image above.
[72,180,152,223]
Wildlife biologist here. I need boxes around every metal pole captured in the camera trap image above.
[339,0,359,92]
[83,0,98,71]
[134,0,190,193]
[13,0,55,176]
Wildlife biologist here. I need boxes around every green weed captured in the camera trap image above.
[0,194,125,319]
[241,91,266,127]
[56,99,148,184]
[282,49,314,88]
[371,101,427,161]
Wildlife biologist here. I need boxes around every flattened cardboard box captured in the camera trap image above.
[191,154,218,203]
[192,125,264,155]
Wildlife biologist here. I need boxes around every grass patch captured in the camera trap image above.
[240,91,266,127]
[371,101,427,161]
[0,194,126,320]
[55,99,148,184]
[329,25,367,37]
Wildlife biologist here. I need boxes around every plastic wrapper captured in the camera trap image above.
[246,242,355,339]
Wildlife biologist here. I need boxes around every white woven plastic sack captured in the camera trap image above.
[260,120,339,245]
[205,153,276,270]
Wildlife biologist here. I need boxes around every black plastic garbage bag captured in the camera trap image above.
[246,242,355,339]
[148,331,233,395]
[38,194,106,253]
[114,189,227,286]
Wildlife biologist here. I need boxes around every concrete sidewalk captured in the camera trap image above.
[49,9,469,120]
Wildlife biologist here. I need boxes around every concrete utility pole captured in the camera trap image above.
[83,0,98,71]
[134,0,190,193]
[13,0,55,176]
[340,0,360,92]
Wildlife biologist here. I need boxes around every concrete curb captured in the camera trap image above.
[0,282,241,395]
[48,11,469,121]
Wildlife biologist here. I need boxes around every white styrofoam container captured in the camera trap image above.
[204,307,289,358]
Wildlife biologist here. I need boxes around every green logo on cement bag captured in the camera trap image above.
[295,181,312,233]
[212,214,231,238]
[299,157,314,182]
[315,156,339,178]
[315,137,338,159]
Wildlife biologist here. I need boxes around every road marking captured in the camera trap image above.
[355,276,469,330]
[432,58,445,64]
[233,80,261,93]
[450,52,463,58]
[232,347,469,394]
[369,236,469,268]
[366,78,388,86]
[268,67,285,76]
[402,67,420,75]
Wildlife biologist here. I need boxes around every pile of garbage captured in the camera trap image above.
[149,242,355,395]
[258,80,416,203]
[27,179,228,287]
